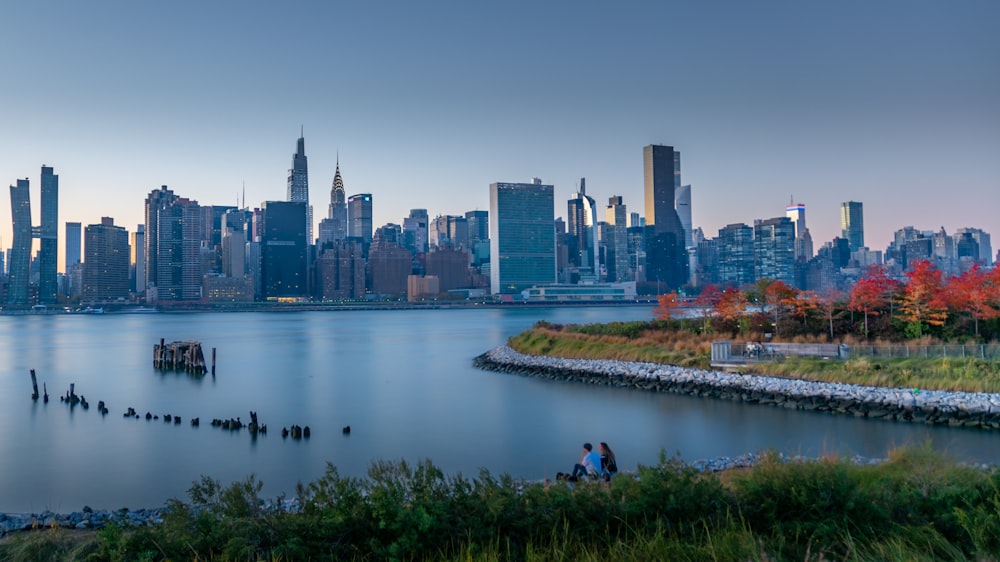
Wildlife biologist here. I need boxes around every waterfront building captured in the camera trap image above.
[368,244,411,297]
[643,145,687,291]
[261,201,307,300]
[407,274,440,301]
[38,166,58,303]
[488,180,556,295]
[315,238,366,300]
[131,225,145,296]
[82,217,129,303]
[220,222,246,278]
[754,217,796,286]
[348,194,373,245]
[287,132,312,244]
[717,223,755,287]
[521,281,637,302]
[144,185,177,294]
[154,196,203,301]
[203,274,254,302]
[840,201,864,252]
[7,178,32,304]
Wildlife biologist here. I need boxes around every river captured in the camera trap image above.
[1,305,998,513]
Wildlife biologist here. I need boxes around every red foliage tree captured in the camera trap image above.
[714,288,748,335]
[848,265,899,337]
[947,266,1000,336]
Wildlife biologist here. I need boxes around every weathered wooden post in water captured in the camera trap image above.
[43,383,49,403]
[212,347,216,375]
[30,369,39,400]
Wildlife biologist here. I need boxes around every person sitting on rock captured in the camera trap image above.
[570,442,603,480]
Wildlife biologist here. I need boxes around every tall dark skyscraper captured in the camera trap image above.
[567,178,598,278]
[7,178,32,304]
[262,201,308,299]
[286,131,312,244]
[642,144,688,290]
[65,222,82,272]
[38,166,58,303]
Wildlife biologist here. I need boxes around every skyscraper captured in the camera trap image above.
[754,217,796,285]
[489,180,556,295]
[465,210,489,245]
[403,209,429,254]
[132,225,145,296]
[82,217,130,304]
[840,201,864,252]
[65,222,82,272]
[567,178,598,278]
[319,159,348,245]
[7,178,32,304]
[144,185,177,294]
[786,202,812,260]
[348,194,373,244]
[155,197,203,301]
[287,132,312,244]
[604,196,630,282]
[642,145,687,290]
[675,184,692,249]
[262,201,307,299]
[717,223,755,287]
[38,166,58,303]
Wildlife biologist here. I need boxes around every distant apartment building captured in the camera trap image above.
[754,217,796,285]
[82,218,130,303]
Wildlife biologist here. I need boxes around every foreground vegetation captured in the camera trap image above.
[3,445,1000,561]
[508,319,1000,393]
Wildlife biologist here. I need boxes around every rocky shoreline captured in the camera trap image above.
[474,346,1000,429]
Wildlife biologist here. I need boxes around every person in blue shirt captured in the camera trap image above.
[571,442,603,480]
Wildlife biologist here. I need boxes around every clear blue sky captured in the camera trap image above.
[2,1,998,269]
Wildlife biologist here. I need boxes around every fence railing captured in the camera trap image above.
[710,341,1000,364]
[847,344,1000,360]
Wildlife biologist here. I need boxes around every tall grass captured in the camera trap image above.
[5,445,1000,561]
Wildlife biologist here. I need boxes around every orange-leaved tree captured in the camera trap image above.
[714,287,748,335]
[654,291,682,320]
[693,284,721,332]
[898,260,948,338]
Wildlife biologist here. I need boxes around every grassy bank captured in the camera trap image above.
[508,321,1000,393]
[2,445,999,561]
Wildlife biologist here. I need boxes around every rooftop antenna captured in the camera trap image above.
[242,181,246,209]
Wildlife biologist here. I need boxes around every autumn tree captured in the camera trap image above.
[654,291,682,320]
[714,287,748,335]
[692,284,721,332]
[759,279,798,333]
[947,266,1000,337]
[815,289,846,340]
[849,265,898,337]
[898,260,948,338]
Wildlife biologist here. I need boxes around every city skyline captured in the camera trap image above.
[2,1,998,270]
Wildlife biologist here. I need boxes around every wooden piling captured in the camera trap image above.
[211,347,216,375]
[30,369,39,400]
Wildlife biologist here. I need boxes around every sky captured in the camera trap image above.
[2,1,998,270]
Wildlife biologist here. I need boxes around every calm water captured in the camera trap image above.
[2,305,999,513]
